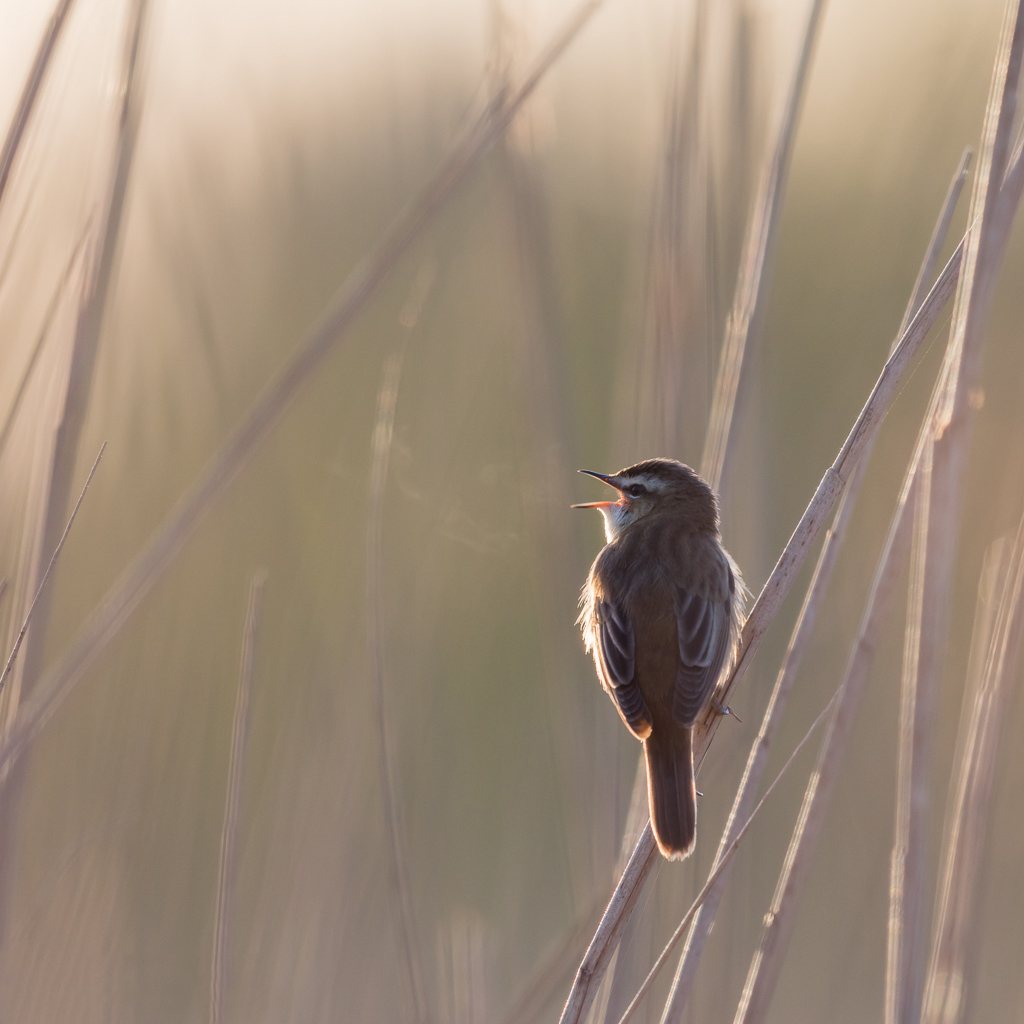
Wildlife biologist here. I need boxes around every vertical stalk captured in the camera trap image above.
[0,0,607,790]
[701,0,828,494]
[558,237,965,1024]
[490,0,598,899]
[887,5,1024,1021]
[659,148,970,1024]
[210,572,266,1024]
[919,521,1024,1024]
[367,269,435,1024]
[0,0,151,945]
[735,7,1024,1020]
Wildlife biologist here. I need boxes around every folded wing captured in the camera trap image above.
[673,585,732,726]
[594,598,652,740]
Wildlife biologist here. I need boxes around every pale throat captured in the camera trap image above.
[598,501,631,543]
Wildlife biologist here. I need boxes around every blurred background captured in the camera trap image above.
[0,0,1021,1021]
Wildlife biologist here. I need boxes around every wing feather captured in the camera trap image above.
[594,598,652,740]
[673,586,732,726]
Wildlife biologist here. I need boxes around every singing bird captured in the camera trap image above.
[575,459,746,859]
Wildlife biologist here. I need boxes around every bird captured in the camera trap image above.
[574,458,746,860]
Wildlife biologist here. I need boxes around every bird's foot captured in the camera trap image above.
[712,699,742,724]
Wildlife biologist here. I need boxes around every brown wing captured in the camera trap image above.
[672,584,732,726]
[594,597,653,740]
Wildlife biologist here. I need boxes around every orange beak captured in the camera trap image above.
[571,469,623,509]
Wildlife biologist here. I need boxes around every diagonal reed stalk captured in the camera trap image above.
[657,147,972,1024]
[0,0,605,781]
[0,444,104,700]
[735,9,1024,1021]
[733,440,919,1024]
[700,0,827,494]
[569,5,827,1017]
[210,571,266,1024]
[614,682,844,1024]
[366,266,435,1024]
[557,219,966,1024]
[918,521,1024,1024]
[886,5,1024,1022]
[0,0,79,216]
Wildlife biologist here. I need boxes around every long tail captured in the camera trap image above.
[643,728,696,860]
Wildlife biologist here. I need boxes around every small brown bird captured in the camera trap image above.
[575,458,746,859]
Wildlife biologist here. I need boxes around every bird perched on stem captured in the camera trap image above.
[575,458,745,859]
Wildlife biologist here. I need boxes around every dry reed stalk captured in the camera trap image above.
[210,571,266,1024]
[594,762,658,1024]
[490,0,600,896]
[0,0,151,945]
[15,0,151,705]
[886,6,1024,1021]
[603,0,717,1004]
[0,0,78,214]
[603,4,710,1013]
[700,0,827,493]
[367,266,435,1024]
[658,148,972,1024]
[733,464,917,1024]
[919,522,1024,1024]
[734,13,1024,1018]
[557,231,965,1024]
[633,0,708,461]
[614,683,843,1024]
[0,225,91,466]
[0,0,605,779]
[0,443,104,700]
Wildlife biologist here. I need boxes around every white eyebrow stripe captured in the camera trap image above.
[632,475,665,492]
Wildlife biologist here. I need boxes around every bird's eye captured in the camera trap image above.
[626,483,646,497]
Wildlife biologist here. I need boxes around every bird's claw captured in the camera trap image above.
[712,699,742,724]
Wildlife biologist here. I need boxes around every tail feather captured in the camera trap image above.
[644,729,696,860]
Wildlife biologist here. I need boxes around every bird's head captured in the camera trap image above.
[572,458,718,542]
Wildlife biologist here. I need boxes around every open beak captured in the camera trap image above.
[571,469,622,509]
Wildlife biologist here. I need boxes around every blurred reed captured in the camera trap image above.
[0,0,606,782]
[559,55,968,1024]
[210,571,265,1024]
[0,0,150,945]
[0,0,77,215]
[562,0,822,1016]
[700,0,826,496]
[919,518,1024,1024]
[662,145,972,1024]
[887,5,1024,1020]
[366,264,435,1024]
[499,893,605,1024]
[616,679,843,1024]
[490,0,606,903]
[0,0,1022,1021]
[437,910,492,1024]
[735,8,1024,1019]
[0,224,90,466]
